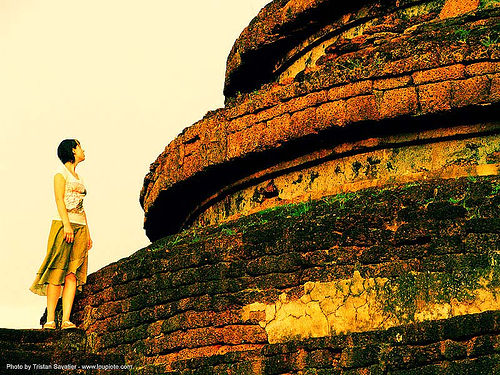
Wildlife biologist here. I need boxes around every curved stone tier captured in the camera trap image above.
[224,0,494,98]
[76,176,500,373]
[141,0,500,241]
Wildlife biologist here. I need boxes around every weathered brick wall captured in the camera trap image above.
[73,176,500,373]
[140,0,500,241]
[156,311,500,374]
[70,1,500,373]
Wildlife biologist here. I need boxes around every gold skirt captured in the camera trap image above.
[29,220,89,296]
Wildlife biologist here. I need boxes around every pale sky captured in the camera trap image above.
[0,0,270,329]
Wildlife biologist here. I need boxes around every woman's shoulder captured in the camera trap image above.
[54,164,68,180]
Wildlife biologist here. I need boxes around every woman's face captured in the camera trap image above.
[73,143,85,162]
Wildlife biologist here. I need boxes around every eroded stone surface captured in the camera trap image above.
[439,0,480,19]
[242,270,500,344]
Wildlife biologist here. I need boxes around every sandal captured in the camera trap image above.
[43,321,56,330]
[61,320,77,330]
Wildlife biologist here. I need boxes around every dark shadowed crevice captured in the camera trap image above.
[224,0,371,98]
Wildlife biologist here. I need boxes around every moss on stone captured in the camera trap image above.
[480,0,500,9]
[380,262,499,323]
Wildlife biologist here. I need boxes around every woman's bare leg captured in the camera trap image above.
[62,273,77,322]
[46,283,61,322]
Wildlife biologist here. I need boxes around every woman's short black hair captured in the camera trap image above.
[57,139,80,164]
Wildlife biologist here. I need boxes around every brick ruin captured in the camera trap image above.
[80,0,500,373]
[2,0,499,374]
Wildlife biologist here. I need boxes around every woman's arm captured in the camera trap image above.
[83,211,93,250]
[54,173,74,243]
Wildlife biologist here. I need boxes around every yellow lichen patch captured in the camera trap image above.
[241,271,500,344]
[265,295,329,343]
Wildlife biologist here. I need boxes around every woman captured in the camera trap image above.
[30,139,92,329]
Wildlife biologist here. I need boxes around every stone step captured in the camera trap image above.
[0,328,128,374]
[0,328,84,352]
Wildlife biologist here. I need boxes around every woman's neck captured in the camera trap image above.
[64,162,78,174]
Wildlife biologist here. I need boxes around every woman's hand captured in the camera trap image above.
[63,224,74,243]
[88,235,93,250]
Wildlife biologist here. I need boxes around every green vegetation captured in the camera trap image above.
[381,261,499,323]
[492,182,500,196]
[221,227,236,236]
[480,34,499,47]
[257,200,313,219]
[169,234,182,247]
[158,226,204,248]
[257,206,280,216]
[479,0,500,9]
[445,179,490,219]
[190,232,201,244]
[467,176,478,183]
[454,28,471,43]
[322,192,360,209]
[242,214,269,229]
[290,202,311,217]
[337,58,364,71]
[402,182,420,190]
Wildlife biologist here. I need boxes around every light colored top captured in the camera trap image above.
[53,164,87,225]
